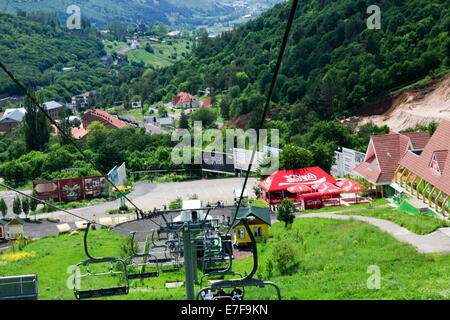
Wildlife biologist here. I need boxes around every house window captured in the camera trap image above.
[253,227,262,238]
[429,153,440,174]
[236,228,245,239]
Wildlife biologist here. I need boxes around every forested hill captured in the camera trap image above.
[0,12,117,101]
[98,0,450,122]
[1,0,238,28]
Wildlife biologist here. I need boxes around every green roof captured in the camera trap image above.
[230,205,271,229]
[9,217,25,225]
[0,219,7,226]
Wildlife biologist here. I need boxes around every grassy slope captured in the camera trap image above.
[334,206,450,235]
[1,217,449,300]
[103,39,192,68]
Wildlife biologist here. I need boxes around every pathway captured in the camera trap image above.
[294,211,450,254]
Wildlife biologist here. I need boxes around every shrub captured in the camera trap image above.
[270,239,300,275]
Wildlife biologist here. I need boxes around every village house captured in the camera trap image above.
[0,107,26,134]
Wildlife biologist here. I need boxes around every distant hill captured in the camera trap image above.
[99,0,449,123]
[0,0,285,29]
[0,12,116,101]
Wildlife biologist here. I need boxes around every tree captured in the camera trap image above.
[21,197,30,218]
[277,198,296,228]
[0,198,7,218]
[30,192,39,213]
[179,111,189,129]
[23,90,50,152]
[190,107,217,129]
[13,196,22,216]
[279,144,314,170]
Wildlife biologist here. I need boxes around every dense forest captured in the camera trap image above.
[0,11,134,101]
[94,0,450,121]
[1,0,242,28]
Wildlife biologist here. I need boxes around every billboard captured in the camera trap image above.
[331,147,366,177]
[33,176,107,202]
[84,176,107,198]
[201,151,235,174]
[108,162,127,187]
[33,180,60,201]
[59,177,83,202]
[233,148,265,172]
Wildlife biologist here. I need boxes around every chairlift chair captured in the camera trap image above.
[125,232,159,280]
[73,222,129,300]
[150,230,182,273]
[196,218,281,300]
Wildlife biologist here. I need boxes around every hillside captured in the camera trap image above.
[93,0,450,128]
[356,73,450,131]
[0,0,284,29]
[0,12,119,102]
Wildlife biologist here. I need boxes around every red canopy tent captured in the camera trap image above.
[259,167,337,204]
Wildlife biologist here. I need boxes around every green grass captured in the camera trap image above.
[233,219,450,300]
[335,206,450,235]
[103,38,192,68]
[1,218,449,300]
[299,198,390,213]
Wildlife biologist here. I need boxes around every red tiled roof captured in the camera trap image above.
[401,131,430,149]
[72,126,89,140]
[82,109,128,129]
[202,98,212,107]
[353,130,431,185]
[173,92,192,105]
[398,120,450,195]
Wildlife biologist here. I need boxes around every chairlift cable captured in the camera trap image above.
[0,181,108,228]
[227,0,299,234]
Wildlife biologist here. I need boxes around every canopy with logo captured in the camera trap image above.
[259,167,337,192]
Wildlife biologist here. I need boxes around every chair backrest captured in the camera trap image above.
[0,274,38,300]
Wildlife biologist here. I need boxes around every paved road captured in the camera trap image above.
[32,178,258,222]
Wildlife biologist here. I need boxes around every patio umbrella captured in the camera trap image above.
[313,182,343,200]
[287,184,313,193]
[340,179,366,203]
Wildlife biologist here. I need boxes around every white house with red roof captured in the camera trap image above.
[172,92,201,109]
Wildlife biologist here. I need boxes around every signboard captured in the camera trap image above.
[33,175,107,202]
[108,162,127,187]
[59,177,83,202]
[33,181,60,202]
[233,148,265,172]
[84,176,107,198]
[330,151,344,177]
[201,151,235,174]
